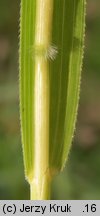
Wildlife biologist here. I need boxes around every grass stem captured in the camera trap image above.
[30,0,53,200]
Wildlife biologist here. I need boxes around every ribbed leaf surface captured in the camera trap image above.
[19,0,86,183]
[49,0,85,172]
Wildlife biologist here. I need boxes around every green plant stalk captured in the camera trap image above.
[31,0,53,200]
[20,0,53,199]
[32,57,50,199]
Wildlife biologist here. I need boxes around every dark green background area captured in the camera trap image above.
[0,0,100,199]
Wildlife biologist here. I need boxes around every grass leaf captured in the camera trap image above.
[19,0,86,199]
[49,0,86,173]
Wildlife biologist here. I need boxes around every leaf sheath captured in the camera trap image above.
[19,0,86,199]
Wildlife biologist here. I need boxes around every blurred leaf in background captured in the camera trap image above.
[0,0,100,199]
[0,0,29,199]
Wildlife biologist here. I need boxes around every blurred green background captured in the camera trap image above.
[0,0,100,200]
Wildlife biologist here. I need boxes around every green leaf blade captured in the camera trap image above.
[20,0,36,181]
[49,0,86,172]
